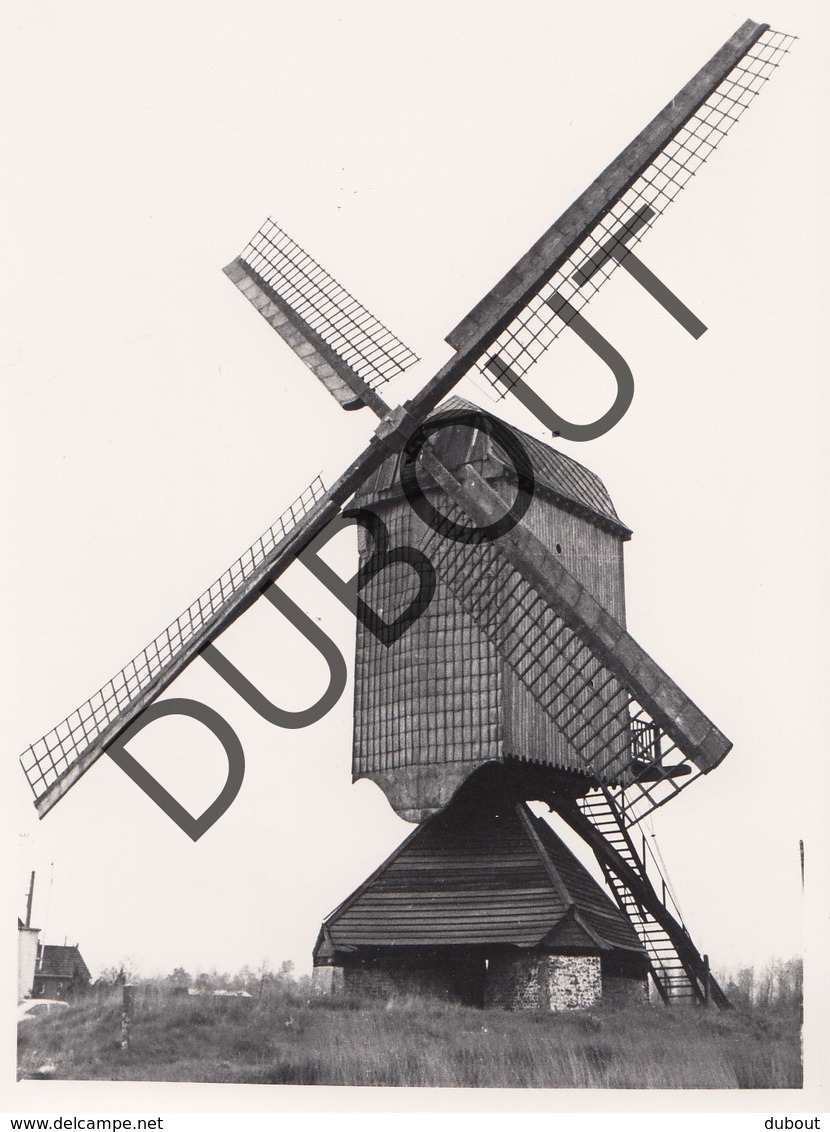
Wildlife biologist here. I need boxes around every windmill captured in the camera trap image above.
[19,20,793,1007]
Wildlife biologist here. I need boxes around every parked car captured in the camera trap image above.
[17,999,71,1024]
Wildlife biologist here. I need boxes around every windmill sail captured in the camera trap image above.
[446,21,795,396]
[21,478,328,815]
[21,19,791,824]
[225,219,418,413]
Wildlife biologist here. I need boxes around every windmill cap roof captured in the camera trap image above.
[356,396,631,538]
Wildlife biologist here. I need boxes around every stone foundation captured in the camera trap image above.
[486,953,544,1010]
[485,952,602,1011]
[601,972,649,1006]
[547,955,602,1010]
[314,950,647,1010]
[341,954,485,1004]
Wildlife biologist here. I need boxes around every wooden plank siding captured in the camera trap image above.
[318,801,644,955]
[351,398,631,820]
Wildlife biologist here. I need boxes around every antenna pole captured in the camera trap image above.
[25,871,35,927]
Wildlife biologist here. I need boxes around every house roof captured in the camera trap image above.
[38,945,91,982]
[353,396,630,538]
[317,798,644,956]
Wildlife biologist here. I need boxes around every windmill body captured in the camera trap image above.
[351,398,631,823]
[312,401,682,1010]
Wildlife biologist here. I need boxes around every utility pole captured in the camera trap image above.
[25,871,35,927]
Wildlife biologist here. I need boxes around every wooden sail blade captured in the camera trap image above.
[445,22,795,396]
[20,476,333,816]
[226,219,418,412]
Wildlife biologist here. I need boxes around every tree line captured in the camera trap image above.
[92,956,803,1010]
[719,957,803,1010]
[94,959,310,997]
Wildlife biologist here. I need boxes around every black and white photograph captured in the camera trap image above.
[3,0,828,1120]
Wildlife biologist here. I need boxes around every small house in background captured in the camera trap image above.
[17,918,40,1002]
[32,944,91,1000]
[17,872,91,1001]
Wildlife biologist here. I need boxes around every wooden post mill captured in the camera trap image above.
[311,399,727,1010]
[19,18,794,1014]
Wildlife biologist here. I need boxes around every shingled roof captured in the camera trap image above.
[353,396,630,538]
[316,799,644,957]
[37,944,90,983]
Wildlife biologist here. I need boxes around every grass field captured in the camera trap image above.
[17,985,802,1089]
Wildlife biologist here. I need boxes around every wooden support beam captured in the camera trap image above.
[224,259,390,416]
[414,444,731,774]
[445,19,769,354]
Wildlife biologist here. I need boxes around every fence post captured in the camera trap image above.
[703,954,710,1006]
[121,983,134,1051]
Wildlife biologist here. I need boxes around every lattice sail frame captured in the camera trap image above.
[235,219,419,390]
[20,478,326,802]
[448,27,795,395]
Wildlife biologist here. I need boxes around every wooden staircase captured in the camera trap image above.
[556,789,729,1007]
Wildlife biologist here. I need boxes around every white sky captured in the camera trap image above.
[2,0,828,1095]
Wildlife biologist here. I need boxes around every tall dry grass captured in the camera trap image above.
[17,983,801,1088]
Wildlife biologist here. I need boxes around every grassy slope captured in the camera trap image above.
[17,989,802,1089]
